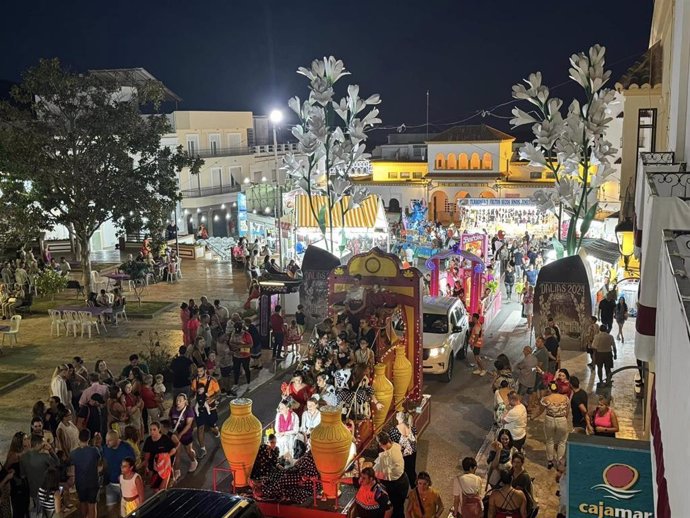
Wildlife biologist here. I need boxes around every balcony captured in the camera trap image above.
[181,184,241,198]
[190,143,299,159]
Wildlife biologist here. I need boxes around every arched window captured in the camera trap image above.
[458,153,469,169]
[454,191,471,201]
[388,198,401,212]
[446,153,457,169]
[482,152,493,169]
[435,153,445,169]
[479,190,496,198]
[470,153,481,169]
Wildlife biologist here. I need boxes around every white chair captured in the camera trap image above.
[176,260,183,279]
[78,311,101,338]
[1,315,21,346]
[48,310,66,337]
[63,310,80,337]
[114,302,128,324]
[166,262,178,283]
[91,271,108,292]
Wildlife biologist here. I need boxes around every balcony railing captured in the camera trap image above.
[189,143,299,159]
[181,184,242,198]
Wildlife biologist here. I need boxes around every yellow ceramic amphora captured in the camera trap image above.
[392,345,412,409]
[372,363,394,430]
[310,405,352,499]
[220,398,262,488]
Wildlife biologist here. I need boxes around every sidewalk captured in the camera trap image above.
[475,301,644,516]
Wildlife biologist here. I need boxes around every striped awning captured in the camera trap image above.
[295,194,383,229]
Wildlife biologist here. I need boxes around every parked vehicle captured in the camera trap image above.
[421,296,470,382]
[126,489,264,518]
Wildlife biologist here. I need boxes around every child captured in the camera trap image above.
[205,351,217,377]
[153,374,166,415]
[194,384,212,417]
[295,305,306,335]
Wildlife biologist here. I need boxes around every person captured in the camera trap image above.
[592,324,617,384]
[50,366,73,416]
[316,374,338,406]
[374,432,409,518]
[598,290,617,333]
[501,392,527,451]
[299,398,321,441]
[570,376,593,434]
[510,452,535,518]
[359,320,376,350]
[585,316,599,368]
[140,375,160,429]
[95,360,115,385]
[229,321,252,390]
[487,470,527,518]
[190,365,221,459]
[21,434,59,510]
[55,410,79,454]
[354,338,375,370]
[295,304,306,335]
[388,412,417,488]
[554,368,572,397]
[514,346,537,406]
[119,457,144,517]
[468,313,486,376]
[102,430,135,511]
[543,327,560,374]
[281,373,314,417]
[95,289,110,308]
[169,393,198,474]
[5,431,31,518]
[37,467,63,518]
[141,422,176,492]
[274,400,300,457]
[250,434,279,483]
[270,305,286,359]
[404,471,443,518]
[522,286,534,331]
[122,381,144,439]
[170,346,193,397]
[246,318,263,371]
[213,299,229,327]
[78,373,107,408]
[540,382,570,469]
[504,266,515,301]
[353,466,392,518]
[486,429,517,489]
[592,395,619,437]
[523,264,538,288]
[452,456,483,518]
[70,429,100,518]
[547,316,561,343]
[121,354,149,378]
[614,295,629,342]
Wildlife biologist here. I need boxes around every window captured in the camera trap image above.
[458,153,469,169]
[482,152,493,169]
[208,134,221,155]
[388,172,398,179]
[211,167,222,187]
[186,135,199,155]
[530,171,543,180]
[444,200,456,213]
[228,166,241,186]
[227,133,242,149]
[435,153,445,169]
[412,172,423,179]
[400,172,411,179]
[470,153,481,169]
[545,171,555,179]
[446,154,457,169]
[637,108,657,152]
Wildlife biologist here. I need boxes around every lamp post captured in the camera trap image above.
[269,109,284,268]
[615,219,635,273]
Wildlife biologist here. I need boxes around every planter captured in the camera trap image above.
[392,345,412,410]
[310,406,352,499]
[220,398,262,488]
[372,363,393,431]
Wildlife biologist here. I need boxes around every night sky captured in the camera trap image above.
[1,0,654,141]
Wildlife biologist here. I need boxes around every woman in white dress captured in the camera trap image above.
[299,398,322,443]
[274,400,299,457]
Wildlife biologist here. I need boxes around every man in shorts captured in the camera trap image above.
[70,429,101,518]
[102,429,135,509]
[469,313,486,376]
[515,346,537,405]
[191,365,221,458]
[169,393,198,475]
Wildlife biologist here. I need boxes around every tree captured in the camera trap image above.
[282,56,381,252]
[510,44,617,256]
[0,59,200,292]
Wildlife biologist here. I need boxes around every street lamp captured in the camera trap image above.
[269,109,284,267]
[615,219,635,272]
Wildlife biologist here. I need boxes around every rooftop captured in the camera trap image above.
[88,67,182,103]
[428,124,515,143]
[616,42,663,90]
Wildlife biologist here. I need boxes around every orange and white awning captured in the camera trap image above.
[295,194,387,229]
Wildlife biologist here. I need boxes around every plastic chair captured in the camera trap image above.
[78,311,101,338]
[114,302,128,324]
[63,310,80,337]
[176,260,183,279]
[166,262,178,283]
[48,309,66,337]
[1,315,21,346]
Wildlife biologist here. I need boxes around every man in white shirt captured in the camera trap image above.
[213,299,230,327]
[95,289,111,307]
[374,432,408,518]
[59,257,72,277]
[502,390,528,451]
[453,457,484,517]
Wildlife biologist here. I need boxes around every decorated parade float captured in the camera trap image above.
[213,247,429,518]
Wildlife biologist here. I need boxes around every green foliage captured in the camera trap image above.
[136,331,173,378]
[119,260,150,280]
[486,280,499,294]
[35,269,68,300]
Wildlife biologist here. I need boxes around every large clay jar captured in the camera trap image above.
[372,363,394,430]
[310,406,352,499]
[220,398,262,488]
[392,345,412,409]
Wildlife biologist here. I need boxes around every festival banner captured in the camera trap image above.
[567,434,654,518]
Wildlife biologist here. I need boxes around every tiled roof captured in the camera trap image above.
[428,124,515,143]
[617,42,663,90]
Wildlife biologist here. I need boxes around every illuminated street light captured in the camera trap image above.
[244,178,250,184]
[221,203,226,209]
[261,176,267,183]
[269,109,283,124]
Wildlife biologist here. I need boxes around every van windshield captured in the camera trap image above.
[423,313,448,334]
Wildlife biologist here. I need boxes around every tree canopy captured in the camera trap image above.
[0,59,200,289]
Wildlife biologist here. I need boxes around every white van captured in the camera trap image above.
[422,296,470,382]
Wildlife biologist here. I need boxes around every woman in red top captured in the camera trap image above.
[179,303,191,345]
[281,373,314,417]
[187,310,201,345]
[122,381,144,438]
[555,368,572,398]
[140,375,160,427]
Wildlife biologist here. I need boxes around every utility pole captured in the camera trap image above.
[426,90,430,141]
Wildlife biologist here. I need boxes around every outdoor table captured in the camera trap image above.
[103,272,130,290]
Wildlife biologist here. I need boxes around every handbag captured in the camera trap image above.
[414,486,426,517]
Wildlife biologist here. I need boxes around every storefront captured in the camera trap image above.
[292,194,389,259]
[458,198,557,238]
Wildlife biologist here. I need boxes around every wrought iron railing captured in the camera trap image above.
[647,170,690,198]
[180,184,241,198]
